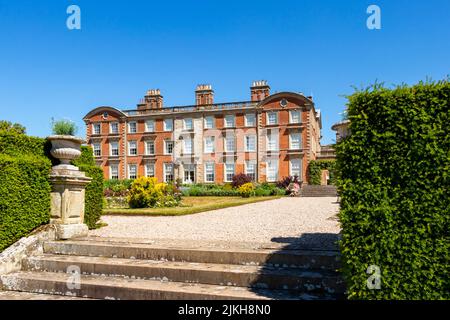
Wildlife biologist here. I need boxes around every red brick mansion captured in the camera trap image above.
[83,81,322,184]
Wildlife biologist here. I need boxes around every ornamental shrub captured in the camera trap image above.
[231,173,253,188]
[128,177,181,208]
[72,146,104,229]
[308,160,336,185]
[336,80,449,299]
[0,128,51,252]
[51,118,78,136]
[238,183,255,198]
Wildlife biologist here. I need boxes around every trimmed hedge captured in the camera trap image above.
[308,159,336,185]
[336,80,449,299]
[0,134,51,251]
[0,131,47,157]
[72,146,104,229]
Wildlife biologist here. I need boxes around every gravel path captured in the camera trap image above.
[90,197,341,249]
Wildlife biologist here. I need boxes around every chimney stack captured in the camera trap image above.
[138,89,163,110]
[195,84,214,105]
[250,80,270,101]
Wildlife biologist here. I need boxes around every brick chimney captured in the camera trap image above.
[195,84,214,105]
[138,89,163,110]
[250,80,270,101]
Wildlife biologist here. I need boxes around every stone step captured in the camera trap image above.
[0,272,338,300]
[0,290,92,300]
[23,254,344,294]
[43,240,341,271]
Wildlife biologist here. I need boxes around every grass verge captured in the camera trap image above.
[103,196,282,216]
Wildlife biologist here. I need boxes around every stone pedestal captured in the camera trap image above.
[49,165,92,240]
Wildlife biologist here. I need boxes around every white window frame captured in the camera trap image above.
[110,141,119,156]
[266,159,278,182]
[92,123,101,135]
[289,110,301,124]
[145,140,155,155]
[164,119,173,131]
[245,160,257,181]
[204,116,214,129]
[267,112,278,125]
[184,138,193,154]
[145,163,155,177]
[224,136,235,152]
[267,131,279,151]
[110,122,119,134]
[110,165,119,180]
[164,140,174,155]
[224,163,235,182]
[128,141,137,156]
[92,143,101,157]
[128,121,137,134]
[290,158,302,178]
[245,135,256,152]
[164,163,174,182]
[145,120,155,132]
[245,113,256,127]
[224,115,235,128]
[289,132,301,150]
[204,162,215,183]
[128,164,137,179]
[204,136,215,153]
[184,118,193,131]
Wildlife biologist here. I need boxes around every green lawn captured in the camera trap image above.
[103,196,282,216]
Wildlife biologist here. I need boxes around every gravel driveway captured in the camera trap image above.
[90,197,341,249]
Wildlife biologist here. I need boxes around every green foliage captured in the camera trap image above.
[0,120,26,135]
[308,160,336,185]
[181,183,285,197]
[0,151,51,251]
[336,80,450,300]
[104,179,134,197]
[51,118,78,136]
[128,177,181,208]
[0,131,47,157]
[238,183,255,197]
[72,146,104,229]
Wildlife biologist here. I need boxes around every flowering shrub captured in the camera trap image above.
[238,183,255,198]
[127,177,181,208]
[231,173,253,188]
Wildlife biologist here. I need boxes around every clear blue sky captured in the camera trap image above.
[0,0,448,144]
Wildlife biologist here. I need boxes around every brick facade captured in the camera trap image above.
[83,81,322,184]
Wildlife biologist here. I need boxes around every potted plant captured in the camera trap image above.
[48,118,84,169]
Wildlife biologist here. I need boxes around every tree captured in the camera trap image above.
[0,120,26,134]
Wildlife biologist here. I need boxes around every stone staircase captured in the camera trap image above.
[0,238,345,300]
[301,185,338,197]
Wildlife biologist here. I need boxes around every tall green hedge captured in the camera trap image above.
[336,80,449,299]
[0,132,51,252]
[308,159,336,185]
[72,146,104,229]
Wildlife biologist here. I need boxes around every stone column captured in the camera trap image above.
[50,166,92,240]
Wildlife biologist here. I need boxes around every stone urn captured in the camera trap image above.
[47,135,85,170]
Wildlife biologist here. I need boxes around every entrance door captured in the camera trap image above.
[184,164,195,184]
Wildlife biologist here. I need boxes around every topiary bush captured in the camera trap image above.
[72,146,104,229]
[0,128,51,252]
[308,159,336,185]
[336,80,449,300]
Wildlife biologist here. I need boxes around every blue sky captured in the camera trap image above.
[0,0,448,144]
